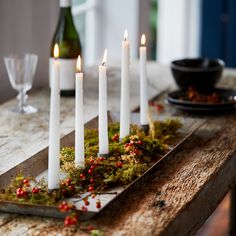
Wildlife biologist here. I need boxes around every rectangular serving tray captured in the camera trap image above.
[0,112,205,219]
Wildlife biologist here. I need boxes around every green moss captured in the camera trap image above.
[0,119,182,207]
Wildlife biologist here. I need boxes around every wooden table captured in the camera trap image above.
[0,62,236,235]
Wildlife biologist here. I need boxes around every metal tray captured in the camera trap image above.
[0,112,205,219]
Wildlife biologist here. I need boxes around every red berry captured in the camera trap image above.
[84,200,90,206]
[88,185,94,192]
[81,206,88,211]
[23,179,30,187]
[112,134,119,142]
[137,140,143,145]
[23,179,29,184]
[16,188,26,197]
[88,169,93,175]
[99,156,105,161]
[96,202,101,209]
[68,185,75,191]
[66,178,71,184]
[59,202,71,212]
[80,173,86,180]
[90,159,94,163]
[32,187,40,194]
[64,217,70,226]
[90,165,96,170]
[90,178,94,183]
[64,215,77,226]
[116,162,123,168]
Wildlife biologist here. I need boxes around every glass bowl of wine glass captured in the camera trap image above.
[4,54,38,114]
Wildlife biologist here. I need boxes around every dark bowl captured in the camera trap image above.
[170,58,225,92]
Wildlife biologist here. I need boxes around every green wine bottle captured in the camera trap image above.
[49,0,82,96]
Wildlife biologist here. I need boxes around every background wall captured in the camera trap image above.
[201,0,236,67]
[157,0,201,64]
[0,0,58,103]
[100,0,149,63]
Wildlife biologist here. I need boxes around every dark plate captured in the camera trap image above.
[167,89,236,112]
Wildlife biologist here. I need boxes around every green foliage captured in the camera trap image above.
[0,119,182,208]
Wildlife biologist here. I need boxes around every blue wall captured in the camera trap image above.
[201,0,236,67]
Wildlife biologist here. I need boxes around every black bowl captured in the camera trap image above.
[170,58,225,92]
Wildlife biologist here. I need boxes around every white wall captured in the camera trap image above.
[100,0,140,63]
[0,0,58,103]
[157,0,201,64]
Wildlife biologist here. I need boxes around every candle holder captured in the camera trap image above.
[97,153,110,158]
[141,124,149,134]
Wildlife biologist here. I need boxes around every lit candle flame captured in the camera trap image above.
[141,34,146,46]
[76,55,82,73]
[53,44,59,59]
[102,49,107,66]
[124,29,128,41]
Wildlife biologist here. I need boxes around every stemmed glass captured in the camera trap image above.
[4,54,38,114]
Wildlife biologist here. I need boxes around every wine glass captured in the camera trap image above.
[4,54,38,114]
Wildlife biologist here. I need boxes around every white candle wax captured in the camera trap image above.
[75,56,84,168]
[140,34,148,125]
[120,30,130,139]
[48,45,60,190]
[99,50,109,154]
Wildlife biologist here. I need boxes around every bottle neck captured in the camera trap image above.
[59,0,73,19]
[60,6,73,17]
[60,0,71,8]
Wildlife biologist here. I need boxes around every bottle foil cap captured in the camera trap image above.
[60,0,71,7]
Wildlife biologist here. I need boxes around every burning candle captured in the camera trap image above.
[75,55,84,168]
[140,34,149,126]
[48,44,60,190]
[120,30,130,139]
[98,49,109,155]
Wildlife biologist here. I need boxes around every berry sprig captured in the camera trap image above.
[32,187,40,194]
[60,178,76,197]
[59,201,75,212]
[124,135,143,156]
[112,133,119,142]
[64,213,78,226]
[16,187,27,198]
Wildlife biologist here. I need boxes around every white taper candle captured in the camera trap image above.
[140,34,149,125]
[75,55,85,168]
[120,30,130,139]
[99,49,109,155]
[48,44,60,190]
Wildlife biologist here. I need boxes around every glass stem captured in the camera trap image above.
[17,90,28,113]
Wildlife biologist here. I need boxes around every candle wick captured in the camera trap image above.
[102,62,105,66]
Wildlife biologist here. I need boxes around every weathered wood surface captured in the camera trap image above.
[0,63,236,235]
